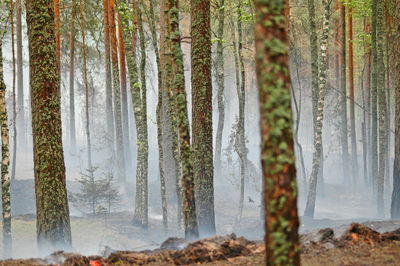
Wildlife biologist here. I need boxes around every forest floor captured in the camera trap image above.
[1,220,400,265]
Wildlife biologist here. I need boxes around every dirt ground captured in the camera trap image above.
[1,222,400,265]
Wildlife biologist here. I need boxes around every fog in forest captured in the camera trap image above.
[0,3,394,261]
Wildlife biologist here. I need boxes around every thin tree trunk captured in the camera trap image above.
[304,0,330,218]
[79,0,92,169]
[109,0,126,182]
[191,0,216,237]
[11,0,17,188]
[16,0,24,147]
[25,0,72,253]
[148,0,168,233]
[340,0,350,185]
[103,0,115,150]
[348,5,358,185]
[371,0,379,197]
[364,18,372,187]
[214,0,225,177]
[235,1,248,226]
[254,0,300,264]
[117,12,131,165]
[133,0,149,228]
[69,0,76,150]
[377,0,386,217]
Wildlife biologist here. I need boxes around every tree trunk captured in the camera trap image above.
[348,5,359,185]
[103,0,115,151]
[69,0,76,150]
[132,0,149,228]
[148,0,168,233]
[214,0,225,176]
[254,0,300,264]
[371,0,379,197]
[109,0,126,182]
[165,0,199,240]
[79,0,92,169]
[376,0,386,217]
[117,12,131,166]
[25,0,72,253]
[304,0,330,218]
[235,1,248,226]
[390,0,400,218]
[191,0,216,237]
[340,0,350,185]
[364,19,372,187]
[16,0,24,147]
[1,27,12,259]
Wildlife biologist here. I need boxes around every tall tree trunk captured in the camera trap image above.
[25,0,72,253]
[165,0,199,240]
[191,0,216,237]
[214,0,225,176]
[254,0,300,264]
[304,0,330,218]
[390,0,400,218]
[117,12,131,165]
[79,0,92,169]
[364,19,372,187]
[377,0,386,217]
[109,0,126,182]
[69,0,76,150]
[348,5,359,184]
[16,0,24,147]
[2,8,13,256]
[103,0,115,150]
[235,0,248,226]
[340,0,350,185]
[10,0,17,189]
[132,0,149,228]
[148,0,168,233]
[371,0,379,197]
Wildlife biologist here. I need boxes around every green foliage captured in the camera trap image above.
[70,167,120,215]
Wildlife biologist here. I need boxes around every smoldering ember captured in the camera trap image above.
[0,0,399,265]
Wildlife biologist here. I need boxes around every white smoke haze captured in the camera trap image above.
[0,7,393,260]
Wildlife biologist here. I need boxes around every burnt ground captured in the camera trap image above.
[1,222,400,265]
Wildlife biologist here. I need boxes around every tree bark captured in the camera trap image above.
[69,0,76,150]
[1,26,12,259]
[254,0,300,264]
[16,0,24,147]
[103,0,115,150]
[79,0,92,169]
[109,0,126,182]
[376,0,386,217]
[340,0,350,185]
[148,0,168,233]
[214,0,225,176]
[25,0,72,253]
[304,0,330,218]
[371,0,379,197]
[348,5,359,184]
[191,0,216,237]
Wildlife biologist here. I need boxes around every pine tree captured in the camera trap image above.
[254,0,300,264]
[25,0,72,252]
[191,0,216,237]
[304,0,331,218]
[69,0,76,150]
[0,31,12,259]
